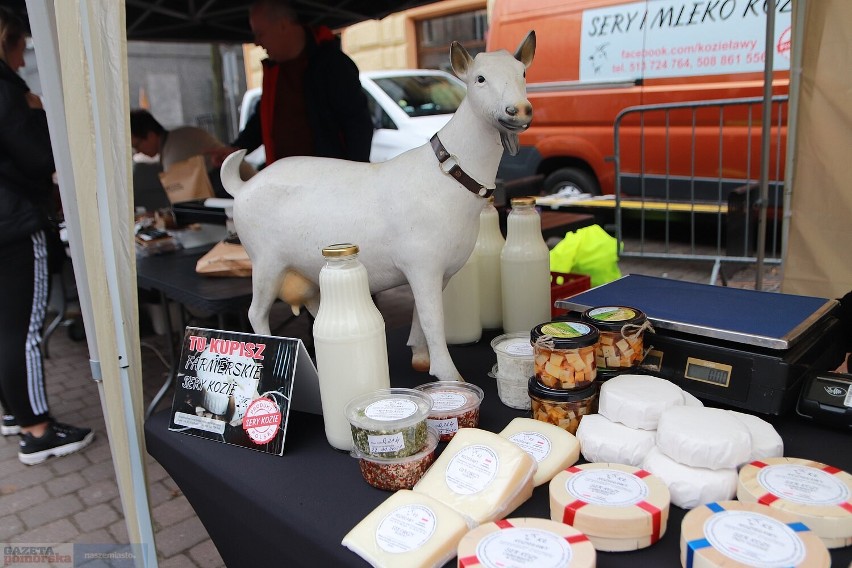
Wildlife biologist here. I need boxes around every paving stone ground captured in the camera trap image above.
[0,237,782,567]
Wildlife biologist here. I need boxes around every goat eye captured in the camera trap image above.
[476,75,485,84]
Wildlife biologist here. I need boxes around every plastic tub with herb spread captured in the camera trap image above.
[353,428,439,491]
[528,377,596,434]
[345,388,431,458]
[581,306,648,371]
[490,332,535,380]
[414,382,484,441]
[530,320,600,389]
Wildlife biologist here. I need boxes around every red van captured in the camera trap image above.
[487,0,791,199]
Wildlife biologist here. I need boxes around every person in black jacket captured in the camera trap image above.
[0,9,94,464]
[208,0,373,167]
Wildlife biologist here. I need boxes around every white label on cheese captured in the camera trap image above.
[758,464,850,505]
[475,527,573,568]
[504,341,534,356]
[365,398,418,421]
[703,510,806,566]
[565,469,648,507]
[445,445,499,495]
[429,391,467,412]
[368,432,405,454]
[375,504,437,554]
[428,417,459,436]
[507,431,552,463]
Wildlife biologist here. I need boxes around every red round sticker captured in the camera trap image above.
[777,26,791,60]
[242,397,282,444]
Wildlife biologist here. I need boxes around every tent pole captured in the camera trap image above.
[26,1,157,566]
[756,0,776,290]
[781,0,806,267]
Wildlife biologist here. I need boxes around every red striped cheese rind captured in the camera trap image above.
[457,517,596,568]
[548,463,670,542]
[737,457,852,540]
[680,500,830,568]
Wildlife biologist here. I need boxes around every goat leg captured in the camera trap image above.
[406,270,464,382]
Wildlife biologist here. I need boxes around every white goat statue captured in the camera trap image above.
[221,31,536,382]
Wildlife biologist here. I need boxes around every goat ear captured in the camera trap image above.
[514,30,536,69]
[450,41,473,81]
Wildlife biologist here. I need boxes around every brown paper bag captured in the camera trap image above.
[159,155,214,204]
[195,241,252,277]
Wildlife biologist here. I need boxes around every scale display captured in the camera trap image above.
[684,357,732,388]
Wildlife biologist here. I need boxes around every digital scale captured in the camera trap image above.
[555,275,843,415]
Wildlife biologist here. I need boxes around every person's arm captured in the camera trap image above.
[327,52,373,162]
[0,86,55,186]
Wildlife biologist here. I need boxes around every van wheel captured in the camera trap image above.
[544,168,599,197]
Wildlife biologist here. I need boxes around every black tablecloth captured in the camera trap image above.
[145,327,852,568]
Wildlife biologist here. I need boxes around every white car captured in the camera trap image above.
[238,69,466,167]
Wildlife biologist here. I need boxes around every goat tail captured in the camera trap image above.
[221,149,248,196]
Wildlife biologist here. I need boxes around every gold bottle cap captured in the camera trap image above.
[510,196,536,207]
[322,243,359,257]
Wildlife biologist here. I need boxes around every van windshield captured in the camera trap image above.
[373,75,466,118]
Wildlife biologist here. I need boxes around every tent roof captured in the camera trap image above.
[9,0,436,43]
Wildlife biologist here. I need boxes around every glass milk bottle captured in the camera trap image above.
[312,244,391,451]
[442,249,482,344]
[500,197,552,333]
[475,197,505,329]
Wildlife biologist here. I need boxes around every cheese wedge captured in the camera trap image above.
[413,428,536,526]
[456,517,596,568]
[342,490,470,568]
[737,457,852,546]
[680,500,830,567]
[499,417,580,486]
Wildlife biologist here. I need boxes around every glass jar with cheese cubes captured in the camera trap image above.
[528,378,596,434]
[530,320,600,389]
[581,306,648,371]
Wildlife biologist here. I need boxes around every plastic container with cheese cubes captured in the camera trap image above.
[530,320,599,389]
[528,377,596,434]
[581,306,647,371]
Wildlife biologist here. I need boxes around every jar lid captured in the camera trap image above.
[490,332,534,358]
[322,243,359,257]
[414,381,484,416]
[581,306,647,332]
[345,388,432,430]
[530,320,599,349]
[528,376,596,401]
[510,196,536,207]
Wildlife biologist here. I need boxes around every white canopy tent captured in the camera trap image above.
[19,1,850,566]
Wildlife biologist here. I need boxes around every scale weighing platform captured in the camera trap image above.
[555,275,843,415]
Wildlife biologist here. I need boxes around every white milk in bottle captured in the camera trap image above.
[475,196,505,329]
[500,197,551,333]
[442,248,482,344]
[312,244,391,451]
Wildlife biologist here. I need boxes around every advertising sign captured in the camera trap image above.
[580,0,792,81]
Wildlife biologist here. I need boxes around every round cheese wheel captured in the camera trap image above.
[737,457,852,544]
[548,462,670,545]
[655,406,751,470]
[575,413,655,467]
[727,411,783,463]
[681,390,704,407]
[583,530,666,553]
[680,500,830,568]
[456,517,596,568]
[598,374,684,430]
[641,446,737,510]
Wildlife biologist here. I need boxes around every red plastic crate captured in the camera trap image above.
[550,272,591,317]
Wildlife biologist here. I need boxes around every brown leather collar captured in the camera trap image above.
[430,134,495,199]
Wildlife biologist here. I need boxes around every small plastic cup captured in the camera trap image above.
[491,332,535,379]
[353,428,439,491]
[414,382,484,441]
[488,364,531,410]
[345,388,432,458]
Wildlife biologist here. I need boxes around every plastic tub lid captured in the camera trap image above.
[345,388,432,430]
[530,320,599,350]
[414,382,484,416]
[490,332,534,358]
[528,376,596,402]
[581,306,647,333]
